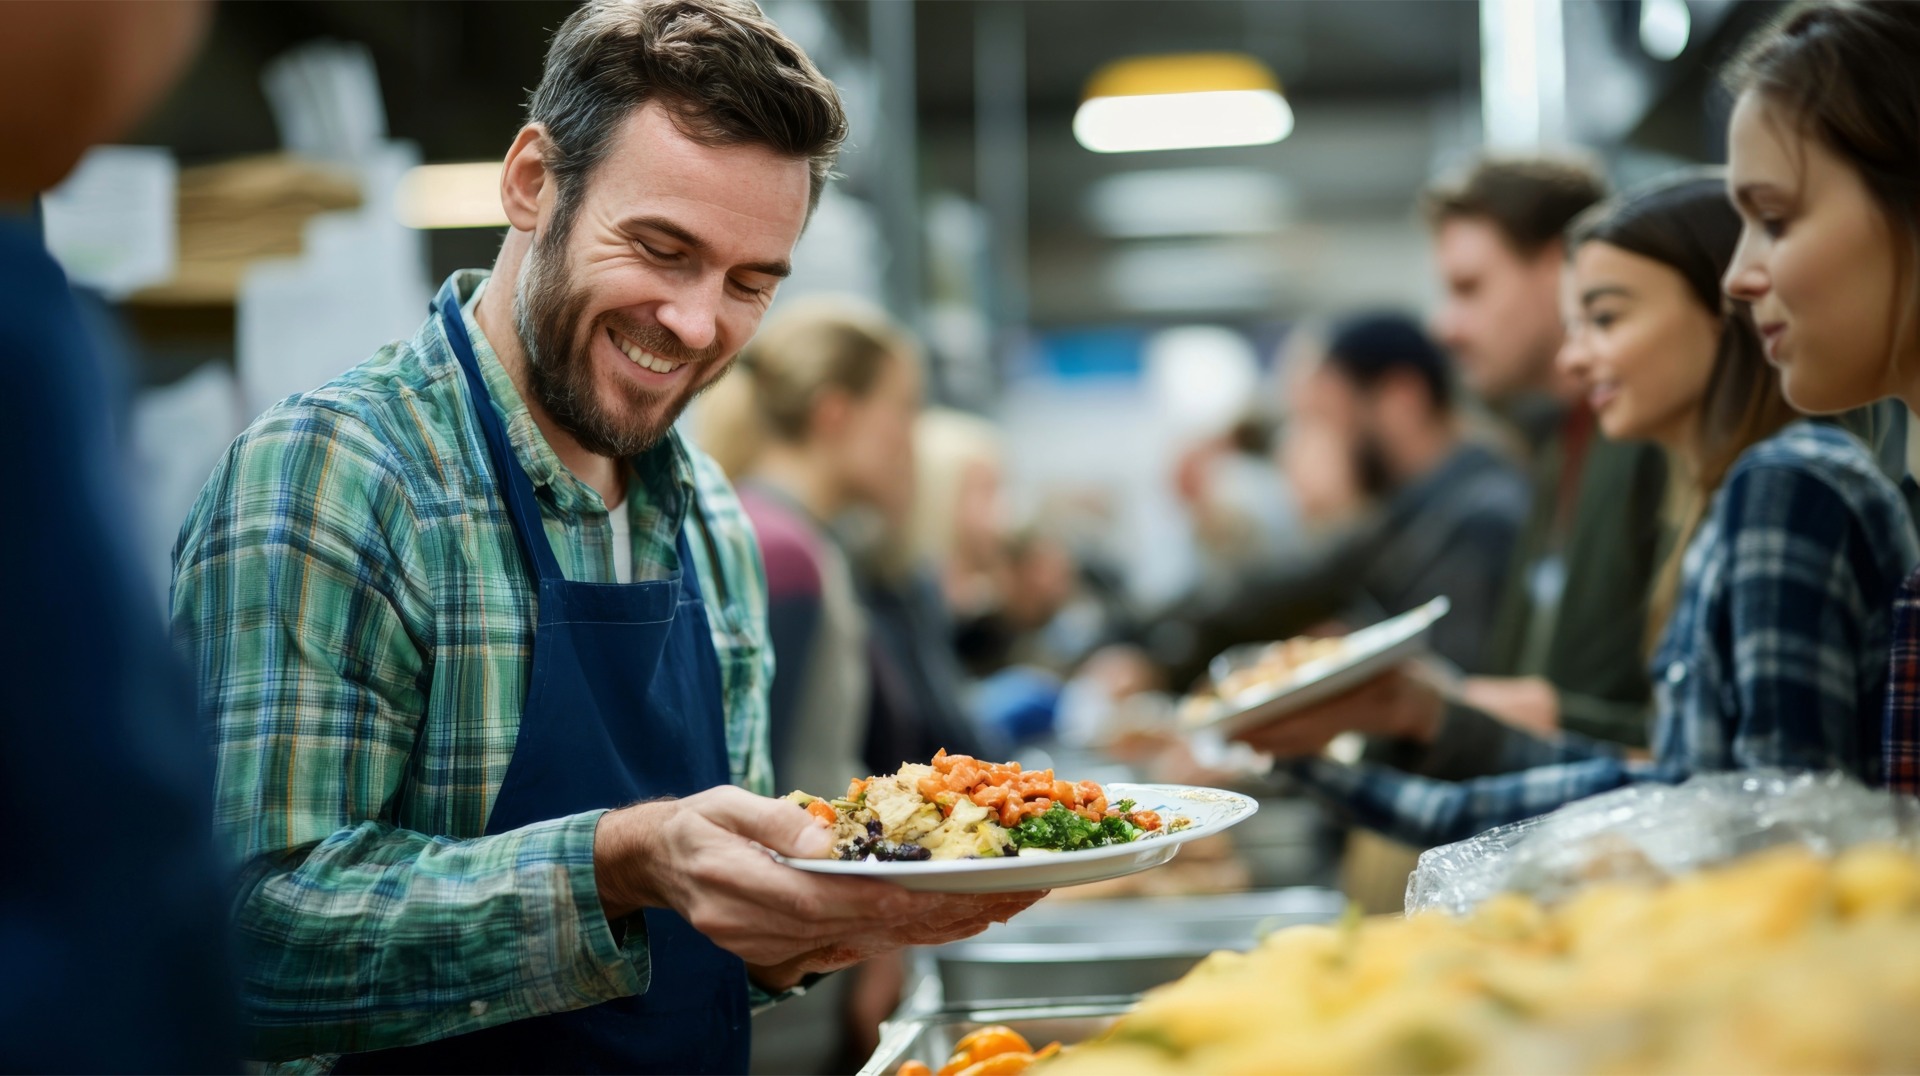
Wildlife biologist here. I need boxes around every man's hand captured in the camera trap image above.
[1228,665,1443,758]
[592,787,1044,992]
[1458,675,1561,736]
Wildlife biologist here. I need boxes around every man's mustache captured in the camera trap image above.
[595,314,723,367]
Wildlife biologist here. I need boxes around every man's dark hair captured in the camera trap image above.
[1420,156,1608,257]
[1323,311,1455,413]
[528,0,847,243]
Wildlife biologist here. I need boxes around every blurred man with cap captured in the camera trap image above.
[0,1,235,1071]
[170,2,1038,1071]
[1163,312,1529,683]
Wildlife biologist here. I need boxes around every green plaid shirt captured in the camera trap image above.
[171,270,774,1067]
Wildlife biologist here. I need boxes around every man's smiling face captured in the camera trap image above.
[515,100,812,458]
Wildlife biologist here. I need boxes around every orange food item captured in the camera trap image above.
[1129,810,1162,831]
[952,1026,1031,1060]
[805,799,837,825]
[847,777,870,799]
[954,1054,1035,1076]
[917,748,1154,835]
[910,1027,1060,1076]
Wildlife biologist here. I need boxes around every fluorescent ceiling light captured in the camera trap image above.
[1075,53,1293,155]
[395,162,506,229]
[1088,168,1294,238]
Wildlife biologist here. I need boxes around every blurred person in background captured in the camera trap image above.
[697,299,924,1074]
[910,407,1011,628]
[1153,312,1529,686]
[1421,157,1671,749]
[1253,159,1664,820]
[1242,174,1917,848]
[0,2,237,1071]
[1172,414,1311,596]
[1715,1,1920,791]
[169,3,1039,1070]
[706,297,922,803]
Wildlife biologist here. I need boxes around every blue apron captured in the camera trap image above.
[334,286,750,1074]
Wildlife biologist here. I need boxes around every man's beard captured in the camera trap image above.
[512,233,721,458]
[1353,428,1397,499]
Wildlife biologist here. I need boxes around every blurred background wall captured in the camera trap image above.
[52,0,1777,606]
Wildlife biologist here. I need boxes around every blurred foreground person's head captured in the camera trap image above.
[1721,0,1920,417]
[1288,312,1455,504]
[491,0,847,460]
[1423,156,1608,402]
[0,0,210,198]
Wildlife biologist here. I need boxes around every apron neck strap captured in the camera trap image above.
[436,285,567,583]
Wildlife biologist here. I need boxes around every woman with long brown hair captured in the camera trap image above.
[1256,175,1918,847]
[1718,0,1920,792]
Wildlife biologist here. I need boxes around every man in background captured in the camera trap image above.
[1157,312,1529,684]
[1423,157,1667,752]
[0,2,236,1070]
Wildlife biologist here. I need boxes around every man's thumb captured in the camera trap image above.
[711,789,835,858]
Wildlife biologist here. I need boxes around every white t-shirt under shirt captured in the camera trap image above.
[608,502,634,584]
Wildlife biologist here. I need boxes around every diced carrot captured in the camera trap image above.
[806,799,837,825]
[954,1052,1035,1076]
[953,1027,1032,1059]
[847,777,870,799]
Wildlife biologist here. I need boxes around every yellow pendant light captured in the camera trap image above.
[1074,52,1293,154]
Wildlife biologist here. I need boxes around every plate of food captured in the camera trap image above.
[1178,596,1450,739]
[774,750,1258,893]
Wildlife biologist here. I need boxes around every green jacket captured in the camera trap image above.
[1485,411,1669,746]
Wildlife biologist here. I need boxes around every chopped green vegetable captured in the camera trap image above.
[1113,798,1136,812]
[1009,804,1141,852]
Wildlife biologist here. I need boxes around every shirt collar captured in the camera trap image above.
[433,269,697,522]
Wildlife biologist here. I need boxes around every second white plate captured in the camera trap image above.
[1182,596,1451,739]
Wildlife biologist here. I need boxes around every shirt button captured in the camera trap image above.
[1666,661,1686,685]
[470,1000,490,1018]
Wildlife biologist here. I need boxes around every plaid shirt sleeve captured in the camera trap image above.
[1288,747,1647,849]
[1715,455,1897,777]
[1291,441,1906,849]
[172,402,644,1062]
[1886,568,1920,793]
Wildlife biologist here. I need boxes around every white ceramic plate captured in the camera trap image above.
[1182,597,1451,739]
[772,783,1259,894]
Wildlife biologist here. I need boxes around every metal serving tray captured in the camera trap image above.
[857,995,1141,1076]
[932,886,1345,1002]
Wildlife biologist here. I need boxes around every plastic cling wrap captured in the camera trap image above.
[1406,770,1920,916]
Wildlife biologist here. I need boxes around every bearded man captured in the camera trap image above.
[170,3,1040,1071]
